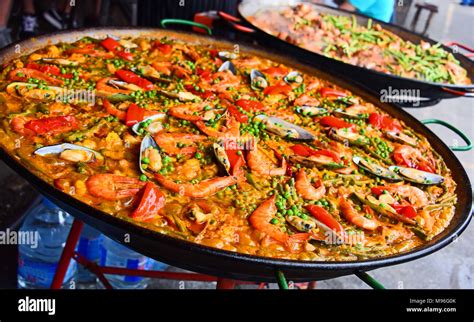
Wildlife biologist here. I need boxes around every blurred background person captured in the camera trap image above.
[339,0,396,23]
[0,0,13,47]
[19,0,39,39]
[43,0,76,30]
[313,0,396,22]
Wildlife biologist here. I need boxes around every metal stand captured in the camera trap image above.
[51,218,385,290]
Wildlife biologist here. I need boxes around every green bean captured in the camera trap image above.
[423,202,455,211]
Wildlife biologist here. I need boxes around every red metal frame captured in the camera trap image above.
[445,41,474,58]
[51,218,271,290]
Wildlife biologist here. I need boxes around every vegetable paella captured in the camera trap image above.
[249,3,471,85]
[0,34,457,261]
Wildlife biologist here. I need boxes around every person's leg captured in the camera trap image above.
[23,0,35,15]
[44,0,77,29]
[20,0,38,39]
[0,0,13,47]
[60,0,76,28]
[0,0,13,27]
[44,0,66,30]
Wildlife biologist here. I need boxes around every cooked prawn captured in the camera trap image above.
[249,195,310,250]
[168,103,207,121]
[9,68,64,86]
[154,173,238,198]
[193,116,240,138]
[379,184,428,208]
[86,174,145,201]
[295,169,326,200]
[10,116,34,136]
[339,197,380,231]
[154,133,207,156]
[172,65,192,79]
[210,71,240,92]
[247,145,287,177]
[151,61,172,76]
[293,94,320,107]
[393,145,435,173]
[344,104,374,115]
[96,77,131,95]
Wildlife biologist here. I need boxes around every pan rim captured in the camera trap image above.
[0,27,471,273]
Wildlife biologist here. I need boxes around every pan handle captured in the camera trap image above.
[421,119,473,151]
[217,11,241,23]
[441,87,474,97]
[442,42,474,97]
[160,19,212,36]
[217,11,256,34]
[275,269,289,290]
[355,271,385,289]
[445,41,474,58]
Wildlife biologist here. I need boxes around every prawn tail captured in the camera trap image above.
[286,233,311,253]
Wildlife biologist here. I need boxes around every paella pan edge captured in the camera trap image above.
[0,28,471,282]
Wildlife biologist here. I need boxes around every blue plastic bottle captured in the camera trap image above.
[17,198,76,289]
[100,236,155,289]
[76,225,102,284]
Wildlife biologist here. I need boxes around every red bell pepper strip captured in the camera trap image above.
[263,84,292,96]
[196,68,213,82]
[100,37,121,52]
[235,99,264,111]
[369,113,402,132]
[227,105,249,123]
[24,115,78,135]
[103,99,126,121]
[319,116,353,129]
[392,205,418,219]
[116,51,134,61]
[393,151,435,173]
[262,66,288,77]
[26,62,60,75]
[370,187,386,196]
[154,41,172,55]
[371,187,418,218]
[26,62,74,79]
[312,149,341,163]
[291,144,312,157]
[131,182,166,221]
[319,87,348,98]
[225,149,246,173]
[125,104,145,126]
[209,49,218,58]
[291,144,340,163]
[305,205,344,234]
[100,37,134,61]
[115,69,153,90]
